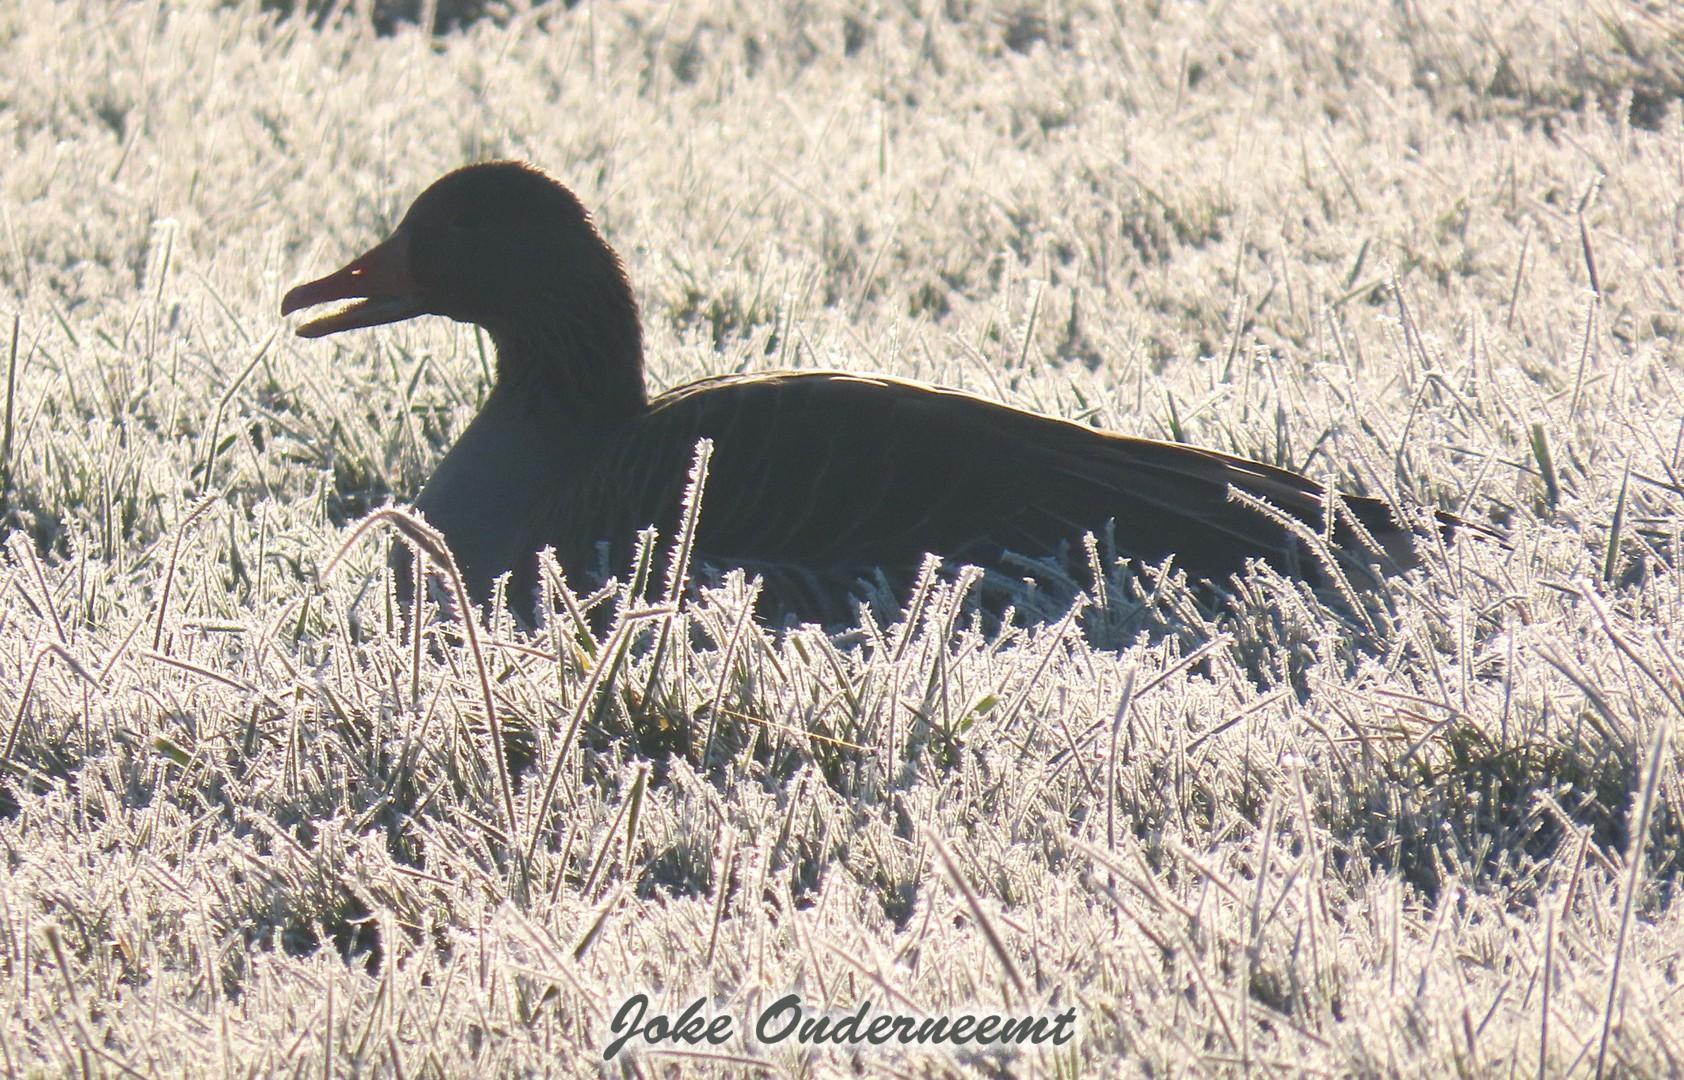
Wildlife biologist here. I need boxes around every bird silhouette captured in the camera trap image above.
[283,161,1461,626]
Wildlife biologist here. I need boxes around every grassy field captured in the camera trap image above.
[2,0,1682,1074]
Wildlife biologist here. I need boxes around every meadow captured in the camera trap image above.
[1,0,1682,1074]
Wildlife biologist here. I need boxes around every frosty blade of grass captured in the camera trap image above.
[1594,719,1669,1080]
[326,507,518,856]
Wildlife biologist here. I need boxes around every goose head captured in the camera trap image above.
[282,161,644,401]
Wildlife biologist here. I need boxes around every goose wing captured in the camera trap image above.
[535,372,1417,617]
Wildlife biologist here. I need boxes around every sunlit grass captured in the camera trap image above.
[1,0,1681,1075]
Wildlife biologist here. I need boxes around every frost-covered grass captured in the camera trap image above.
[2,0,1683,1075]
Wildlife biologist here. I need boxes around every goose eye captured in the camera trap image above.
[449,209,484,231]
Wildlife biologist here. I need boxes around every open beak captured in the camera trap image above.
[281,230,426,338]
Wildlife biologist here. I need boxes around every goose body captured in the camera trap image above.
[282,162,1441,624]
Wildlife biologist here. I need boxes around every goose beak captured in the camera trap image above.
[281,229,425,338]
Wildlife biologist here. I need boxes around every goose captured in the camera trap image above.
[281,161,1457,626]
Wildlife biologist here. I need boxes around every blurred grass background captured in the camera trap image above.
[1,0,1681,1074]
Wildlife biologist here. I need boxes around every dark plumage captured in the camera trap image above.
[282,161,1455,625]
